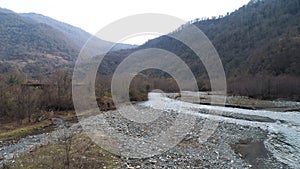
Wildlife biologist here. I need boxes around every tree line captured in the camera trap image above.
[0,70,73,124]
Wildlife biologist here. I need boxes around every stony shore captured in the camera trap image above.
[98,106,288,169]
[1,102,294,168]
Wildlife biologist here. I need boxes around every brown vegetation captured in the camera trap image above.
[6,134,121,169]
[0,70,72,125]
[0,70,153,127]
[228,75,300,101]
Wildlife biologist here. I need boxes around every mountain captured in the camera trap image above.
[0,8,79,74]
[0,0,299,99]
[138,0,300,77]
[21,13,136,55]
[0,8,135,75]
[193,0,300,77]
[98,0,300,100]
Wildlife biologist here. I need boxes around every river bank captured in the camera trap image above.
[167,91,300,112]
[2,108,287,169]
[1,92,299,168]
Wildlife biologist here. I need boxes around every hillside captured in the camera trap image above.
[0,8,135,75]
[0,0,299,99]
[193,0,300,76]
[0,8,79,74]
[21,13,136,56]
[99,0,300,100]
[139,0,300,76]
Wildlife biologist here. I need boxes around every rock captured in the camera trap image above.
[38,115,47,122]
[238,153,243,157]
[149,159,157,164]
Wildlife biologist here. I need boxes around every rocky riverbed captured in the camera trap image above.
[102,109,288,169]
[1,92,299,168]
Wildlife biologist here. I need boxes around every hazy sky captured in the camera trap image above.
[1,0,250,44]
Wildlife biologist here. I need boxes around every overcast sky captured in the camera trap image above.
[1,0,250,44]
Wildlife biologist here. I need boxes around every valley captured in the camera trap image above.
[0,0,299,168]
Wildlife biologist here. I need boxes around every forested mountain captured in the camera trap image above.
[139,0,300,76]
[0,8,79,74]
[193,0,300,76]
[0,0,299,100]
[21,13,136,55]
[99,0,300,100]
[0,8,135,75]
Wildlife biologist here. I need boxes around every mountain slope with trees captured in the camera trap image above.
[0,8,135,75]
[21,13,136,55]
[0,8,80,74]
[0,0,299,100]
[99,0,300,100]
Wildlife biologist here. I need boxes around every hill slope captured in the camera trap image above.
[0,8,79,74]
[0,8,135,75]
[99,0,300,100]
[21,13,136,55]
[193,0,300,76]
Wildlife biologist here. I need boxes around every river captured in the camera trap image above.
[1,92,300,168]
[141,93,300,168]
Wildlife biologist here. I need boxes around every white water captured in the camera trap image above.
[140,93,300,168]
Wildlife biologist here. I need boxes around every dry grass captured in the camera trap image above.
[0,111,78,142]
[8,134,121,169]
[0,120,53,141]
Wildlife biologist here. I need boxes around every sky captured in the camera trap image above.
[0,0,250,44]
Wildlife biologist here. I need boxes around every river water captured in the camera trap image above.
[140,93,300,168]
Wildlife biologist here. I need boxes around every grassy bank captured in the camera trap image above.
[0,120,53,142]
[0,110,79,142]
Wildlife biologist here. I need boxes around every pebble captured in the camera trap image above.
[0,103,290,169]
[149,159,157,164]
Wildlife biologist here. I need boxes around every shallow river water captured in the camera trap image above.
[141,93,300,168]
